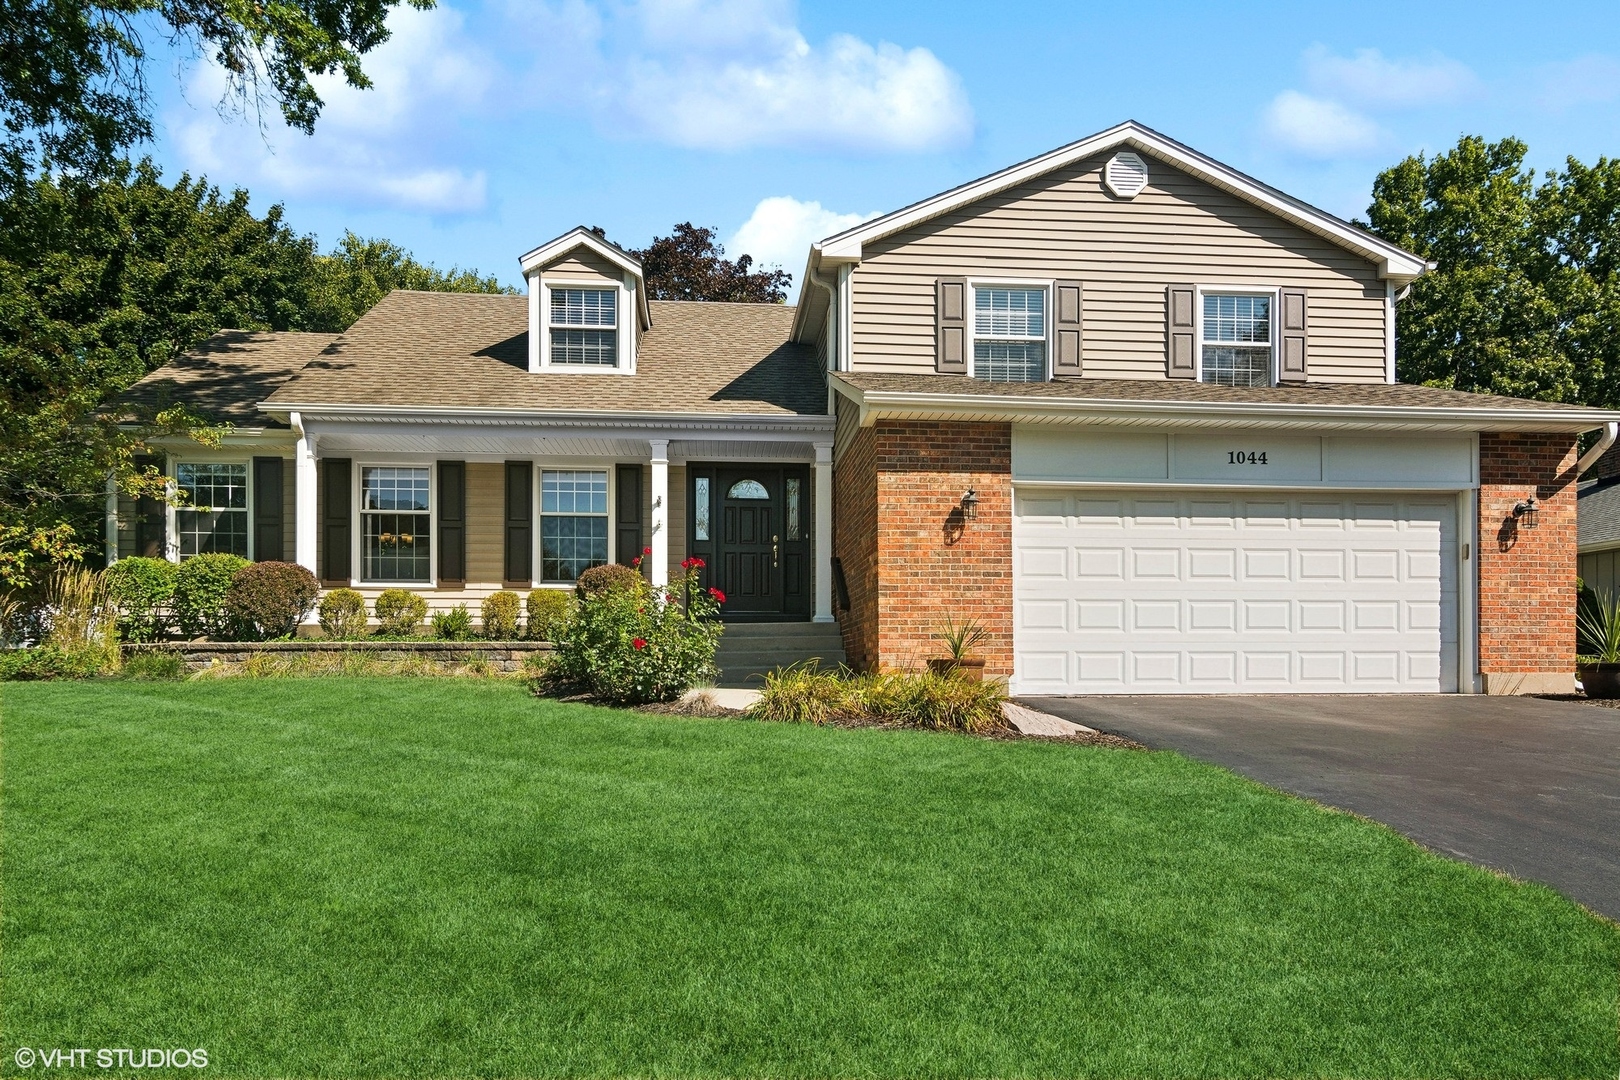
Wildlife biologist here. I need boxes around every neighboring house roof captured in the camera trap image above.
[261,290,825,418]
[116,330,340,428]
[830,372,1620,433]
[1579,478,1620,550]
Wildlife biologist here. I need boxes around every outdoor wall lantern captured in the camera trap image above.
[960,488,979,521]
[1513,496,1540,529]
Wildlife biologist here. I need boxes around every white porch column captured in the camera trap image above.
[649,439,669,588]
[813,441,834,623]
[292,412,318,578]
[104,473,119,565]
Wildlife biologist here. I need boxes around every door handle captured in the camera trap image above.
[772,534,779,568]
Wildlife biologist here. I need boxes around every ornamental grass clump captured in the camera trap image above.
[751,666,1007,733]
[1577,587,1620,663]
[318,589,368,639]
[526,589,574,642]
[104,557,176,642]
[481,591,522,639]
[225,561,318,640]
[373,589,427,638]
[432,604,475,641]
[173,553,251,638]
[752,662,857,724]
[1,566,122,680]
[545,558,722,705]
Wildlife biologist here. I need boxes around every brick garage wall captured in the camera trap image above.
[1477,432,1579,690]
[835,419,1014,676]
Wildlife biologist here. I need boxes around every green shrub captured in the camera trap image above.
[526,589,574,641]
[318,588,368,639]
[121,649,186,680]
[0,644,114,681]
[482,590,522,639]
[576,562,641,599]
[431,603,475,641]
[373,589,427,637]
[104,557,177,642]
[173,553,251,638]
[548,563,722,705]
[225,561,319,640]
[750,667,1006,733]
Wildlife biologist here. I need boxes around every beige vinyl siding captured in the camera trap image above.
[541,248,623,284]
[1581,549,1620,598]
[833,390,862,463]
[666,465,686,581]
[281,456,296,561]
[465,462,506,585]
[852,152,1388,383]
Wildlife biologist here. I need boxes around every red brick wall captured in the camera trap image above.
[835,420,1013,676]
[1478,433,1579,676]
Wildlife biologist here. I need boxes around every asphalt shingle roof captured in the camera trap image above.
[263,291,827,417]
[1580,478,1620,549]
[116,330,340,427]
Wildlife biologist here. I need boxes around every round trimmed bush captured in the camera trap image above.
[431,603,475,641]
[482,590,522,639]
[225,561,318,640]
[318,588,368,639]
[576,562,641,599]
[173,553,251,638]
[374,589,427,637]
[526,589,574,642]
[104,556,176,642]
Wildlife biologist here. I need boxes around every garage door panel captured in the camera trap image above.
[1013,490,1458,695]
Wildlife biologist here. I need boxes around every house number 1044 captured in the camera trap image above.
[1228,451,1269,465]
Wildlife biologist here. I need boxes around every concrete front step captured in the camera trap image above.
[714,621,846,687]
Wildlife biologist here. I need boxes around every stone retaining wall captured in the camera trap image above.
[125,640,553,675]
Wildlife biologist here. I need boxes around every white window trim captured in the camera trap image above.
[534,274,637,375]
[968,277,1054,383]
[168,455,254,563]
[353,462,437,588]
[537,465,615,585]
[1194,284,1280,388]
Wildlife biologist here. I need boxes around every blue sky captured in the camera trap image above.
[144,0,1620,292]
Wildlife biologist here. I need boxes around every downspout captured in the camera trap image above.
[806,256,839,413]
[1577,421,1619,477]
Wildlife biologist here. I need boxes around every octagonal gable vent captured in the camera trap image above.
[1105,151,1149,199]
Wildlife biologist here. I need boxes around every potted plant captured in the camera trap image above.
[928,614,988,681]
[1578,588,1620,697]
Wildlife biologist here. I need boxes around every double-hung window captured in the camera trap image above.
[362,467,431,582]
[540,470,609,582]
[973,286,1046,382]
[550,288,617,366]
[176,463,248,558]
[1200,293,1273,387]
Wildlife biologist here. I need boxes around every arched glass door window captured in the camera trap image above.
[727,479,770,500]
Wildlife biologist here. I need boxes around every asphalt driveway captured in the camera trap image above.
[1023,694,1620,920]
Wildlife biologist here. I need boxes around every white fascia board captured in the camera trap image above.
[813,121,1429,281]
[828,377,1620,435]
[257,402,834,432]
[518,227,643,280]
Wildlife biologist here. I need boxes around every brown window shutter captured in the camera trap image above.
[321,457,351,583]
[1166,285,1196,380]
[616,464,643,571]
[134,454,164,558]
[936,277,968,374]
[1053,280,1083,377]
[504,460,532,585]
[437,461,466,583]
[1278,287,1308,383]
[252,456,284,561]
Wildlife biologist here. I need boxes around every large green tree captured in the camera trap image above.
[1363,135,1620,406]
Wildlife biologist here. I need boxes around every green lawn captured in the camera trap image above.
[4,679,1616,1078]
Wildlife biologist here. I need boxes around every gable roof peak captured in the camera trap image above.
[518,226,642,278]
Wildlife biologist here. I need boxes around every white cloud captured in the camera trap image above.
[1534,54,1620,110]
[168,4,491,214]
[1261,91,1385,159]
[1302,46,1478,109]
[727,196,878,272]
[510,0,974,153]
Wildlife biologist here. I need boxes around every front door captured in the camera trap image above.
[689,466,811,619]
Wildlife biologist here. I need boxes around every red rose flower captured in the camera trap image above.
[691,557,706,569]
[632,637,647,650]
[708,587,726,603]
[631,556,641,567]
[643,546,652,555]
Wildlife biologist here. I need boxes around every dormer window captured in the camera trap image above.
[550,288,617,366]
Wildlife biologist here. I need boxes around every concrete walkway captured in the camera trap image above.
[1022,694,1620,920]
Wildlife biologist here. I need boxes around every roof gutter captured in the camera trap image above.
[1577,420,1619,475]
[831,376,1620,435]
[256,401,834,430]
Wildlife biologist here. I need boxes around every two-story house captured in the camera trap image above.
[117,121,1619,695]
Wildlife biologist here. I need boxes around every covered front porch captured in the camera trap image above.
[285,410,837,622]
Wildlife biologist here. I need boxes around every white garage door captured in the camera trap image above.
[1012,490,1458,694]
